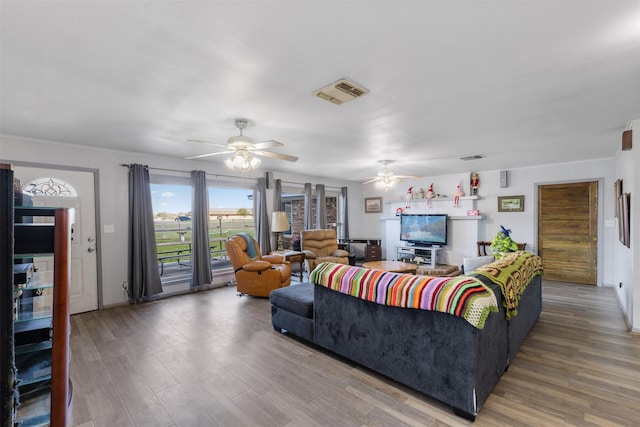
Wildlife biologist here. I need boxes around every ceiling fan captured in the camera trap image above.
[363,160,420,191]
[185,119,298,170]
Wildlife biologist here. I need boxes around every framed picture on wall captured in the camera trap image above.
[621,192,630,248]
[614,179,622,217]
[618,195,625,244]
[364,197,383,213]
[497,195,524,212]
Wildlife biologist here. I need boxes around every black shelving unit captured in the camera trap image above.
[1,165,73,427]
[1,165,16,427]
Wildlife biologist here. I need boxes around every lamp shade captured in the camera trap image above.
[271,211,289,232]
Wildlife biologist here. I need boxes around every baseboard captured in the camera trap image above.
[611,285,634,332]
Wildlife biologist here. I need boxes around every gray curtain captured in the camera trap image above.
[127,164,162,302]
[316,184,326,229]
[340,186,349,240]
[191,170,212,288]
[256,177,271,255]
[304,182,312,230]
[274,178,282,211]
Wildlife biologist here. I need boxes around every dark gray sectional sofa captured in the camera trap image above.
[270,265,542,421]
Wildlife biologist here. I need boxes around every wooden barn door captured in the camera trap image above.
[538,181,597,285]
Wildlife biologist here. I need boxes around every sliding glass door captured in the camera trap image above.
[281,192,339,250]
[150,181,255,289]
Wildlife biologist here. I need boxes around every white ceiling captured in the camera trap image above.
[1,1,639,181]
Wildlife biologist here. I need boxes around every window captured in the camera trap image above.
[152,183,194,286]
[281,192,338,250]
[207,187,255,257]
[150,181,256,288]
[24,177,78,197]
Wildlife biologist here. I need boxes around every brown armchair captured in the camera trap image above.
[300,229,350,272]
[225,234,291,297]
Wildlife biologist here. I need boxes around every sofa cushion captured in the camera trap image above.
[463,255,494,273]
[269,283,314,318]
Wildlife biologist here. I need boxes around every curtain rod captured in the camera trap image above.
[120,166,340,188]
[120,163,257,181]
[280,179,343,191]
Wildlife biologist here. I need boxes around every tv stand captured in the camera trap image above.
[395,246,442,268]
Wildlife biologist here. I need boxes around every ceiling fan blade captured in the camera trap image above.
[253,150,299,162]
[184,150,234,160]
[394,175,422,179]
[187,139,228,147]
[363,178,381,185]
[252,140,284,149]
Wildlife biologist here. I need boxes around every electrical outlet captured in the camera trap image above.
[619,282,623,288]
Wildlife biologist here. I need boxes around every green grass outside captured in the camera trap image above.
[154,219,255,262]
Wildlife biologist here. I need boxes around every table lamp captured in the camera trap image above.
[271,211,289,252]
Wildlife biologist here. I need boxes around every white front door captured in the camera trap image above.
[14,166,99,314]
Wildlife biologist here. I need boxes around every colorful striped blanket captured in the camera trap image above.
[309,262,498,329]
[471,251,543,320]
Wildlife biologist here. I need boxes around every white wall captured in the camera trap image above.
[0,135,363,307]
[614,119,639,332]
[363,158,618,286]
[633,122,640,332]
[614,141,634,326]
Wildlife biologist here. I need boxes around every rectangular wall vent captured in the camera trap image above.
[313,78,369,105]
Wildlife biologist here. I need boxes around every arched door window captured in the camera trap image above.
[24,177,78,197]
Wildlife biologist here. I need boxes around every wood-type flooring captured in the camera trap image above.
[68,280,640,426]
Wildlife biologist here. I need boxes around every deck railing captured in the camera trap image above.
[153,217,255,276]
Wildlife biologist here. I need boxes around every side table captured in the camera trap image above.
[361,260,418,274]
[273,250,306,281]
[416,264,461,277]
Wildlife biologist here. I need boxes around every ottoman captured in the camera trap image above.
[269,282,314,342]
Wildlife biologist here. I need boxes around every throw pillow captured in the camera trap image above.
[463,255,495,273]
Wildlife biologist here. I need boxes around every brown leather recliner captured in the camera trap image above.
[301,229,350,273]
[225,234,291,297]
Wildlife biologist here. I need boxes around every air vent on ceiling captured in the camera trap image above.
[460,154,484,161]
[313,78,369,105]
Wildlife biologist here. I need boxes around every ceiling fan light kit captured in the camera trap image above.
[376,177,397,192]
[224,150,261,171]
[364,160,420,192]
[186,118,298,169]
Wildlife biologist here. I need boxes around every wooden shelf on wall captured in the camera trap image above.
[381,215,483,221]
[384,195,480,204]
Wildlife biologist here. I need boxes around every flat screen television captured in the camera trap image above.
[399,214,448,247]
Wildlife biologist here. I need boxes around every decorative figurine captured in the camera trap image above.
[426,183,434,208]
[418,187,426,199]
[405,186,413,209]
[454,183,465,207]
[470,172,479,196]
